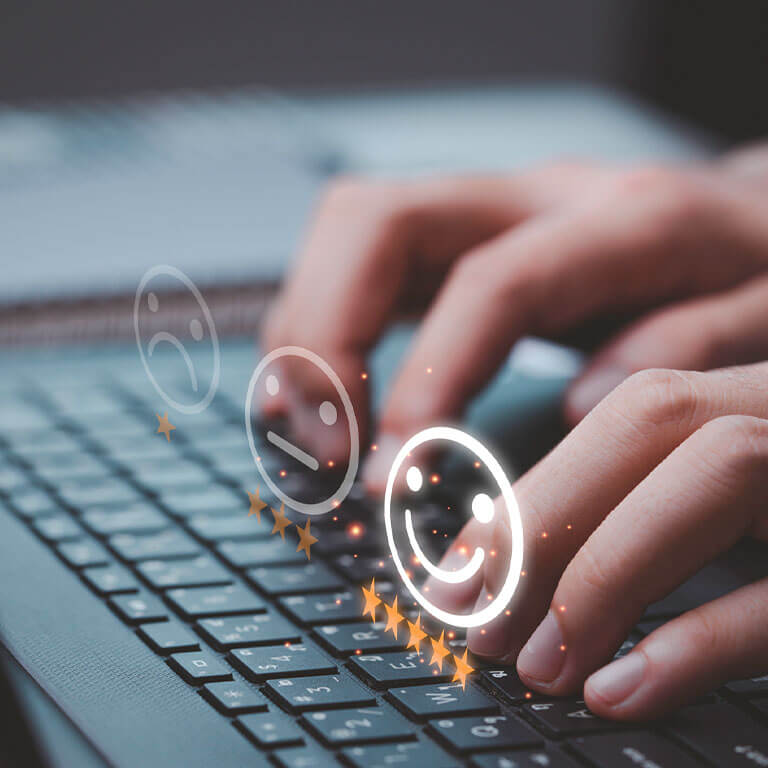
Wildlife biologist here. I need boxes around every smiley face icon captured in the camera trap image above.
[244,346,359,516]
[384,426,524,628]
[134,264,220,414]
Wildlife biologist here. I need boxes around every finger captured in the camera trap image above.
[585,577,768,719]
[262,171,591,456]
[366,169,768,490]
[566,273,768,424]
[467,363,768,659]
[516,413,768,695]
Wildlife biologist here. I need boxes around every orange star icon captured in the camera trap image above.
[156,412,176,441]
[271,503,292,540]
[406,613,428,654]
[383,596,404,639]
[361,579,381,622]
[429,630,451,672]
[296,519,318,560]
[452,648,475,689]
[247,488,268,522]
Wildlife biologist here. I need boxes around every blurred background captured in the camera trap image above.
[1,0,767,342]
[3,0,767,141]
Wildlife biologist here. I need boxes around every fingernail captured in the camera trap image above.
[517,611,566,684]
[586,652,646,706]
[566,366,628,419]
[362,434,402,493]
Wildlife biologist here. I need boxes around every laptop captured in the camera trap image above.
[2,87,767,768]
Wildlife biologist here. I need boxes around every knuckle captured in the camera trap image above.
[604,368,701,435]
[695,415,768,474]
[567,539,621,607]
[613,167,709,229]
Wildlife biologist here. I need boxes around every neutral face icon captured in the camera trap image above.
[384,426,524,628]
[134,265,220,414]
[245,346,359,516]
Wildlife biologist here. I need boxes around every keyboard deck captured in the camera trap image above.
[2,347,768,768]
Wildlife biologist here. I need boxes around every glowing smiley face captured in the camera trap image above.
[134,265,220,414]
[384,426,524,628]
[245,346,359,516]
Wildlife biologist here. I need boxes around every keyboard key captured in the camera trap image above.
[137,555,232,589]
[428,714,542,753]
[108,592,168,624]
[132,459,209,490]
[272,745,340,768]
[247,563,345,596]
[724,674,768,696]
[313,622,406,657]
[32,515,82,542]
[265,675,375,712]
[0,464,31,494]
[202,681,269,714]
[56,539,110,568]
[481,668,537,704]
[166,585,265,619]
[572,731,702,768]
[82,565,139,595]
[186,514,269,542]
[230,644,337,682]
[303,706,415,746]
[666,701,768,766]
[470,750,579,768]
[57,477,143,510]
[33,454,110,483]
[8,488,59,518]
[161,485,243,517]
[82,505,169,536]
[522,700,619,736]
[218,539,306,568]
[388,683,497,721]
[197,613,301,650]
[168,650,233,684]
[349,650,453,688]
[236,712,305,748]
[137,619,200,654]
[280,591,362,626]
[343,740,460,768]
[335,554,391,582]
[109,530,200,561]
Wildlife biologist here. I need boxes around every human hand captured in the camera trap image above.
[430,362,768,720]
[262,149,768,480]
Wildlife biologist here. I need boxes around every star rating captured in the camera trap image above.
[406,613,428,654]
[429,630,451,672]
[271,503,292,540]
[384,596,404,639]
[451,647,475,689]
[357,585,477,686]
[156,412,176,441]
[247,487,268,522]
[362,579,381,622]
[296,519,318,560]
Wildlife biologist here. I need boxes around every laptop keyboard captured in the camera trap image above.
[2,372,768,768]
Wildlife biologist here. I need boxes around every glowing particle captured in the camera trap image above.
[361,372,368,380]
[347,522,364,539]
[525,692,532,699]
[559,605,566,613]
[541,531,548,539]
[327,460,335,468]
[371,444,378,451]
[426,367,433,374]
[430,473,440,485]
[567,524,573,530]
[279,469,287,478]
[560,644,566,652]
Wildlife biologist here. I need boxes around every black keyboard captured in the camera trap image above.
[3,369,768,768]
